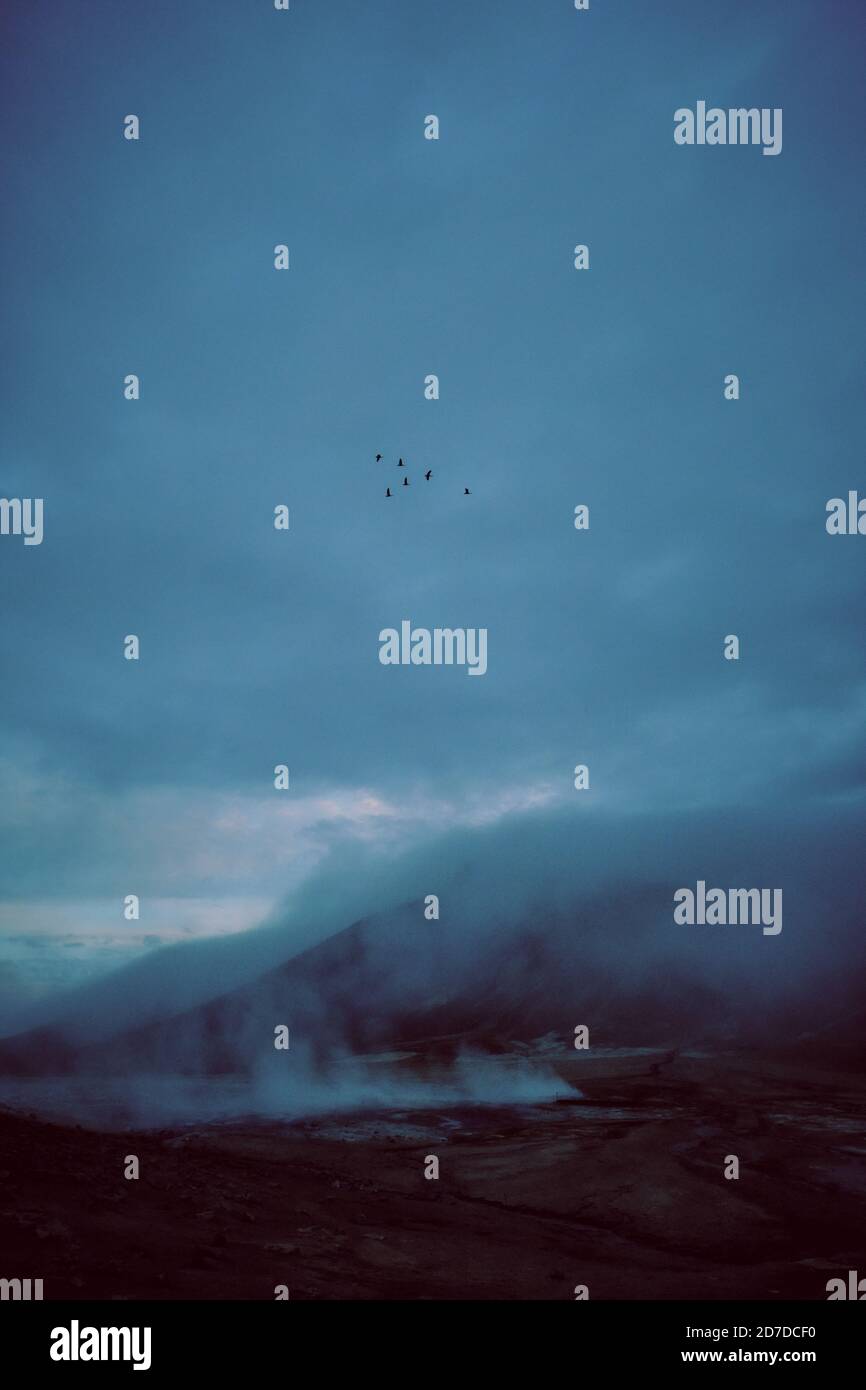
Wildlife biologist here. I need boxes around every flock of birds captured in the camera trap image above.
[377,454,470,498]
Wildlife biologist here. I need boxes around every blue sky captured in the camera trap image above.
[1,0,865,1010]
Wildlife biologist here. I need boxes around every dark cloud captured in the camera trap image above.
[1,1,864,978]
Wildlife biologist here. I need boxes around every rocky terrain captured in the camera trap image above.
[1,1049,863,1301]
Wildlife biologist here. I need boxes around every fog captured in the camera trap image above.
[1,798,863,1122]
[0,1048,574,1131]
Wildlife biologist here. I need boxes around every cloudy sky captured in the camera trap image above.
[1,0,864,1011]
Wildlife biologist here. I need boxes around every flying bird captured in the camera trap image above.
[464,487,471,495]
[375,453,382,462]
[398,458,405,467]
[424,470,432,480]
[386,487,392,497]
[403,476,409,486]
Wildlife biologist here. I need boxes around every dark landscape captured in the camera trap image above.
[2,1048,863,1300]
[1,805,865,1302]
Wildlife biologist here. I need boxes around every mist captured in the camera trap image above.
[1,795,864,1127]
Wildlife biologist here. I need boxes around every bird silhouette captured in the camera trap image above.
[398,458,405,467]
[424,470,432,480]
[375,453,382,462]
[386,487,392,497]
[403,476,409,486]
[464,487,471,495]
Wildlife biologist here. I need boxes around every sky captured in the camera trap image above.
[1,0,865,1015]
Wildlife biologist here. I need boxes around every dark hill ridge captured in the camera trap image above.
[5,801,866,1079]
[0,881,860,1078]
